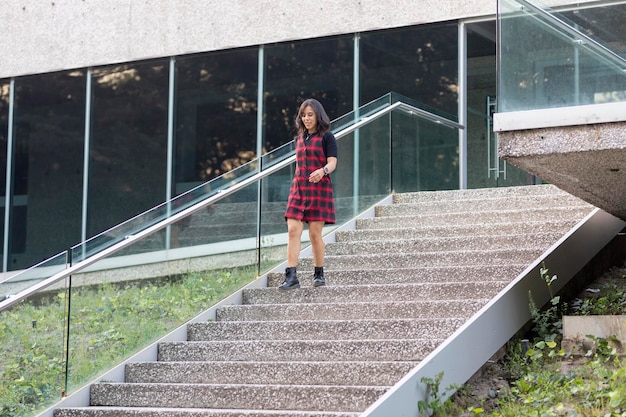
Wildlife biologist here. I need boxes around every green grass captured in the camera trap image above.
[0,266,256,417]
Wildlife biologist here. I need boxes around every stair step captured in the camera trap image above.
[216,299,491,322]
[378,193,589,216]
[335,220,579,241]
[391,184,570,203]
[325,233,563,255]
[125,360,417,386]
[267,264,526,287]
[89,383,387,412]
[242,282,508,305]
[296,248,541,271]
[157,339,444,362]
[356,206,593,229]
[187,317,465,341]
[55,407,362,417]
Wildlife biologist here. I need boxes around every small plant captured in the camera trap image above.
[417,372,458,416]
[528,263,566,342]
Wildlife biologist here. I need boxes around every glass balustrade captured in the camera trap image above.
[0,94,460,417]
[498,0,626,112]
[0,252,69,417]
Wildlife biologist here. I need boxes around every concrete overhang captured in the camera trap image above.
[494,102,626,220]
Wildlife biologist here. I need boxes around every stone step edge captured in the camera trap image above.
[160,338,446,346]
[221,299,494,309]
[190,317,466,326]
[382,199,589,211]
[250,281,511,292]
[129,359,420,366]
[332,231,562,241]
[362,205,591,220]
[54,406,361,416]
[339,219,579,233]
[318,248,540,258]
[268,264,528,275]
[93,382,391,389]
[390,190,582,201]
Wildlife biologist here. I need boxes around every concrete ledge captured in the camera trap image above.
[493,102,626,132]
[562,315,626,356]
[497,121,626,220]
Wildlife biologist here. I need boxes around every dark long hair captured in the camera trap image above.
[294,98,331,137]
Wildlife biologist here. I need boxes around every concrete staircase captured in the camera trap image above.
[54,185,595,417]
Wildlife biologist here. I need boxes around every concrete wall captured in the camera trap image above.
[0,0,592,78]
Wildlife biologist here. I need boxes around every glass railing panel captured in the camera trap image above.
[0,274,68,417]
[70,158,260,264]
[258,164,292,272]
[64,184,260,394]
[331,93,393,133]
[559,3,626,59]
[260,141,295,171]
[0,251,68,301]
[390,92,459,123]
[334,112,393,216]
[391,108,459,192]
[498,0,626,112]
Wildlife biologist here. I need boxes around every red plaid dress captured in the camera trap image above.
[284,132,336,224]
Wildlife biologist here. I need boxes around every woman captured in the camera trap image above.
[279,98,338,290]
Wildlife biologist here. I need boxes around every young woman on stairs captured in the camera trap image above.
[279,98,338,290]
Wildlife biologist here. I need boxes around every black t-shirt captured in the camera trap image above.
[322,131,338,158]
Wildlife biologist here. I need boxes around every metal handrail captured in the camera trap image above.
[0,98,461,312]
[517,0,626,71]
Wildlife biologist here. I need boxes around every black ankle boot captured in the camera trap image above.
[313,266,326,287]
[278,267,300,290]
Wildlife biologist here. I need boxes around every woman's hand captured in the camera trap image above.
[309,168,325,183]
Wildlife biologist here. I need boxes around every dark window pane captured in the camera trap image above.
[11,72,85,269]
[89,62,168,237]
[264,36,353,151]
[175,48,258,194]
[361,23,459,118]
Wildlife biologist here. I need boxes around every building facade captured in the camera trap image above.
[0,0,602,270]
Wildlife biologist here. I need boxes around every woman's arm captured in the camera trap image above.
[323,156,337,175]
[308,156,337,183]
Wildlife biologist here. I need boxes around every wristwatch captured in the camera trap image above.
[323,166,329,175]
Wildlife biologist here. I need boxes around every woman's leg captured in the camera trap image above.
[287,218,304,267]
[308,221,326,287]
[308,221,325,267]
[280,218,305,290]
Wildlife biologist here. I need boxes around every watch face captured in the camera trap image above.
[324,167,329,174]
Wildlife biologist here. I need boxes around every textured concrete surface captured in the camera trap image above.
[267,264,528,287]
[57,407,361,417]
[243,282,509,305]
[297,249,544,271]
[335,219,582,242]
[0,0,488,78]
[157,339,443,363]
[187,317,465,341]
[125,360,417,386]
[216,299,491,322]
[562,315,626,356]
[498,121,626,220]
[0,0,599,78]
[56,409,361,417]
[89,382,387,412]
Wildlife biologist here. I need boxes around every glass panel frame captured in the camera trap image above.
[498,0,626,112]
